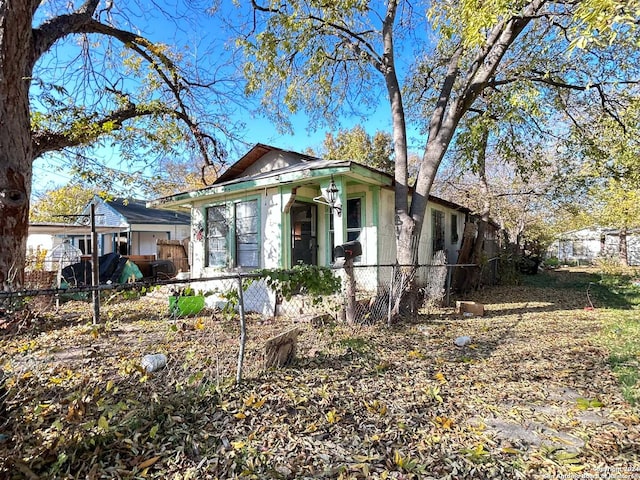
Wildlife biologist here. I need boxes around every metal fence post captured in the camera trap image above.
[445,265,454,307]
[236,274,247,384]
[90,203,100,325]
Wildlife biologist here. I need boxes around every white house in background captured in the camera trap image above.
[549,227,640,266]
[72,196,191,256]
[28,197,191,262]
[149,144,472,314]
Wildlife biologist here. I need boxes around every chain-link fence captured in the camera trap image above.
[1,258,498,385]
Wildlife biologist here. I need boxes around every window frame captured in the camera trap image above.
[431,208,445,254]
[205,196,261,269]
[450,213,459,244]
[329,194,365,264]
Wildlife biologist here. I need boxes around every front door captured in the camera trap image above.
[291,202,317,266]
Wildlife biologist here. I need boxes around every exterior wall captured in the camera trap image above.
[343,183,375,266]
[130,231,169,256]
[242,150,303,177]
[551,228,640,266]
[26,234,60,257]
[417,203,464,265]
[603,233,640,266]
[551,229,603,264]
[263,187,283,269]
[378,188,397,266]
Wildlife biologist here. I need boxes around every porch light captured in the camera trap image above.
[313,175,342,216]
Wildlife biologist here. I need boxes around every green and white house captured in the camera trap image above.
[150,144,470,314]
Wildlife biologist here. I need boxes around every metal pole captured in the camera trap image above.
[91,203,100,325]
[236,275,247,384]
[445,265,454,307]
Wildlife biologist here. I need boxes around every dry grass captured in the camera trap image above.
[0,270,638,479]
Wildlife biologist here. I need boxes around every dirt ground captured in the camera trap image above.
[0,270,638,479]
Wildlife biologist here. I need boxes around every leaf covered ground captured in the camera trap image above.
[0,269,638,479]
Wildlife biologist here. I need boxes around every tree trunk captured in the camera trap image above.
[0,2,35,289]
[619,227,629,266]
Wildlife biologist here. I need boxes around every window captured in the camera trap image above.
[78,239,92,255]
[329,197,363,262]
[450,213,459,244]
[206,199,259,268]
[432,209,445,253]
[206,205,229,267]
[346,197,362,242]
[235,200,259,267]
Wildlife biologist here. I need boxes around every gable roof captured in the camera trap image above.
[215,143,321,184]
[80,197,191,227]
[105,198,191,225]
[148,143,471,215]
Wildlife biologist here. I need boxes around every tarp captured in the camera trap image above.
[61,253,143,286]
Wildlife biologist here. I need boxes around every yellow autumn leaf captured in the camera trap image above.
[434,372,447,384]
[365,400,387,416]
[244,394,256,407]
[305,422,318,433]
[231,440,246,450]
[98,416,109,430]
[435,416,453,429]
[194,318,205,330]
[501,447,520,454]
[326,409,340,424]
[234,411,247,419]
[137,455,161,469]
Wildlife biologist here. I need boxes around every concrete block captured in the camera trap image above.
[456,301,485,317]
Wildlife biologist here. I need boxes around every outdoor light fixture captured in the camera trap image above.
[313,175,342,216]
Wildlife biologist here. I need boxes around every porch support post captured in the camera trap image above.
[280,186,296,268]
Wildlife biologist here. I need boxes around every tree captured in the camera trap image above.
[139,156,218,198]
[30,184,97,222]
[567,99,640,265]
[237,0,635,280]
[0,1,234,288]
[313,125,394,174]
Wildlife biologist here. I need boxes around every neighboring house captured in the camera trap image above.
[602,229,640,266]
[150,144,471,286]
[549,228,604,264]
[28,197,191,266]
[549,227,640,266]
[70,196,191,257]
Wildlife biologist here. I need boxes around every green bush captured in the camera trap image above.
[257,264,342,305]
[544,256,560,267]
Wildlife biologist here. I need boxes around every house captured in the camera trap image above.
[549,227,640,266]
[71,196,191,257]
[28,197,191,273]
[150,144,471,288]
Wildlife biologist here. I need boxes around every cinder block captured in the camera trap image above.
[455,301,485,317]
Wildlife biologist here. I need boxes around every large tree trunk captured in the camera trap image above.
[0,2,35,289]
[454,124,491,292]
